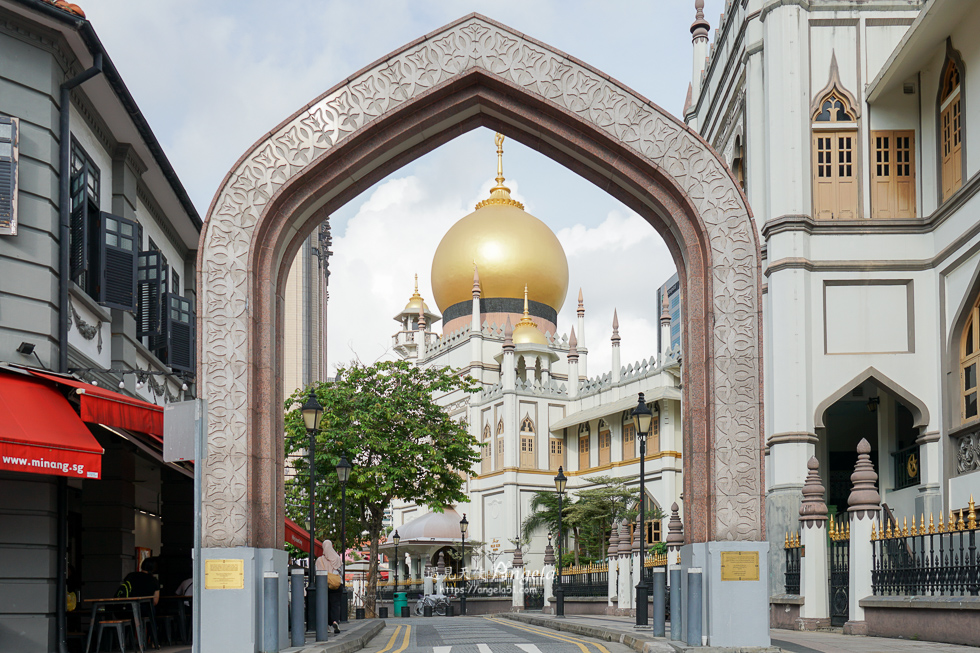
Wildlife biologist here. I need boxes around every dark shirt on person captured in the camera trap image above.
[122,571,160,599]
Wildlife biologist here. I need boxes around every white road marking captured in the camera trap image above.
[517,645,544,653]
[433,647,452,653]
[478,644,495,653]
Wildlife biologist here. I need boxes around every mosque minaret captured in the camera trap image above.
[385,134,683,576]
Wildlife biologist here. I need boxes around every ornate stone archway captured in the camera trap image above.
[198,15,763,559]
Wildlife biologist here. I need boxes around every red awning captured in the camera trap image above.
[26,370,164,439]
[285,517,322,557]
[0,372,103,479]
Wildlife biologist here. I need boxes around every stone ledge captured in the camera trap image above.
[859,595,980,610]
[564,597,611,603]
[284,618,385,653]
[769,594,804,605]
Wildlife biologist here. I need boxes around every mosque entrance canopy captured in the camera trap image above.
[198,14,763,549]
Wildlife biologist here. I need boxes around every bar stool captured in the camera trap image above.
[94,618,133,652]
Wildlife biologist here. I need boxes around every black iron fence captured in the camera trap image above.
[561,564,608,597]
[444,574,513,597]
[872,505,979,597]
[829,517,850,627]
[784,531,801,595]
[523,573,545,610]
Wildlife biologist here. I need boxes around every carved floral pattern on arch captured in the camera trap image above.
[201,15,762,547]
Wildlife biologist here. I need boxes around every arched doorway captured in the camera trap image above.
[197,14,763,649]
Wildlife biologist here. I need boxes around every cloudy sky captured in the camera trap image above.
[84,0,724,376]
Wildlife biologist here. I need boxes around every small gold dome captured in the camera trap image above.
[430,134,568,314]
[511,286,550,346]
[402,275,431,314]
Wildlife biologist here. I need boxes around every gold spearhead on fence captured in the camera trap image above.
[784,532,790,548]
[969,495,977,530]
[886,521,893,539]
[957,509,966,531]
[929,513,935,534]
[921,514,926,535]
[911,518,918,537]
[871,523,877,541]
[902,517,909,537]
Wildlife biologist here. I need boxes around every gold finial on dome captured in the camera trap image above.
[476,133,525,210]
[512,285,548,346]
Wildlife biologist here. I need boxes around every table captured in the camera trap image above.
[82,595,154,653]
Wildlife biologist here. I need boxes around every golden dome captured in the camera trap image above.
[512,286,549,346]
[430,133,568,314]
[402,274,431,314]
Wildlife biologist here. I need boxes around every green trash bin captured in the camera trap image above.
[393,592,408,618]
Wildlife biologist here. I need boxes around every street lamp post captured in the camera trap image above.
[554,466,567,617]
[301,389,324,628]
[459,514,468,615]
[392,530,400,600]
[336,455,352,621]
[631,393,654,628]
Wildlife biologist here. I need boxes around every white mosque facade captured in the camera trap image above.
[387,137,683,574]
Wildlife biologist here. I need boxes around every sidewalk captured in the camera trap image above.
[281,618,386,653]
[498,612,978,653]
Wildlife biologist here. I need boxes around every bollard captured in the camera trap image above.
[634,581,649,627]
[652,568,666,637]
[355,608,365,620]
[378,607,388,618]
[401,606,410,618]
[669,568,683,642]
[290,569,305,647]
[446,603,454,617]
[315,571,329,641]
[423,604,432,617]
[686,569,702,647]
[261,572,279,653]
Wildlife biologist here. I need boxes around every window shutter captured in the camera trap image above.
[98,212,139,311]
[69,171,90,283]
[138,250,166,339]
[166,293,195,373]
[0,116,18,236]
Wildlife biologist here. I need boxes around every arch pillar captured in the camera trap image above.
[197,14,764,650]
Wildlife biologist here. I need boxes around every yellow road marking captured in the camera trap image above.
[486,616,610,653]
[376,624,403,653]
[393,624,412,653]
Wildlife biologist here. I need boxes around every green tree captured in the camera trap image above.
[567,475,645,558]
[519,490,583,565]
[284,360,481,617]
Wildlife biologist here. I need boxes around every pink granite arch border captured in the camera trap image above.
[197,14,764,549]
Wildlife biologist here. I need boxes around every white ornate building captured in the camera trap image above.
[388,137,684,573]
[684,0,980,598]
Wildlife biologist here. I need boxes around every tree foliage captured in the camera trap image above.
[284,360,481,616]
[520,475,664,564]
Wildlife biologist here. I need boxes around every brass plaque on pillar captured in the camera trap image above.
[720,551,759,581]
[205,559,245,589]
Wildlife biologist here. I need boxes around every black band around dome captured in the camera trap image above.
[443,298,558,327]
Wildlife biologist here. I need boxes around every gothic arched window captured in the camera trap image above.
[940,55,964,202]
[812,90,858,220]
[961,297,980,422]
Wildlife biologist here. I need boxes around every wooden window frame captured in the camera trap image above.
[578,422,590,471]
[549,437,564,471]
[622,422,636,460]
[811,90,859,220]
[597,419,611,466]
[519,415,535,469]
[871,130,916,219]
[495,418,505,471]
[940,56,964,203]
[481,423,492,475]
[961,299,980,423]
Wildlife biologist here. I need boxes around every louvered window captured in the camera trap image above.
[163,293,195,372]
[138,250,167,346]
[99,213,138,311]
[0,116,19,236]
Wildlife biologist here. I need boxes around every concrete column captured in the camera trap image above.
[617,522,632,611]
[690,1,710,101]
[502,319,515,391]
[543,538,555,611]
[659,294,671,359]
[915,434,942,519]
[511,549,524,609]
[607,526,619,607]
[631,519,641,616]
[798,457,829,627]
[470,266,483,372]
[845,439,880,634]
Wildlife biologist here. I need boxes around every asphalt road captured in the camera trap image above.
[360,616,635,653]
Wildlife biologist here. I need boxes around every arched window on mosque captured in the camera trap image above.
[622,410,636,460]
[940,55,963,202]
[520,415,536,469]
[495,418,505,471]
[481,422,492,475]
[578,422,591,471]
[961,297,980,422]
[597,419,611,467]
[812,90,858,220]
[629,492,663,545]
[550,433,564,472]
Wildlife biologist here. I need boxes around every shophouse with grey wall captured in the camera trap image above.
[0,1,200,651]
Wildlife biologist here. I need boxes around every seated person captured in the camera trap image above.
[121,557,161,605]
